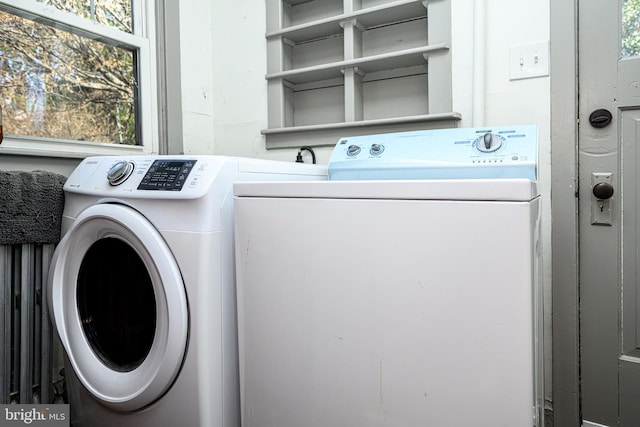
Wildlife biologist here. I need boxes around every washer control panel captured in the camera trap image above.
[328,125,537,181]
[64,155,231,198]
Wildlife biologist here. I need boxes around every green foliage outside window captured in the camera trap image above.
[623,0,640,57]
[0,0,137,145]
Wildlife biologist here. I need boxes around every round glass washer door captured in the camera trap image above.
[48,203,189,412]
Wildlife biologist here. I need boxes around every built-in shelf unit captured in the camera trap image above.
[263,0,460,148]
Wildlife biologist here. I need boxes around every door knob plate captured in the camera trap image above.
[591,172,614,226]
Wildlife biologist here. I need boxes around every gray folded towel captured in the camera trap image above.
[0,171,66,244]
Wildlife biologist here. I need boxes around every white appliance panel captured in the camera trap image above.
[235,194,542,427]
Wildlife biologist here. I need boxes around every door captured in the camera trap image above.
[47,203,189,412]
[580,0,640,425]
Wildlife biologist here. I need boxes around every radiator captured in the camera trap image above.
[0,243,59,404]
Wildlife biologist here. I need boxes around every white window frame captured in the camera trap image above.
[0,0,159,158]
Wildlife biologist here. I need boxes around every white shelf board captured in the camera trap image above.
[262,112,461,135]
[262,112,462,149]
[267,0,427,43]
[266,43,448,84]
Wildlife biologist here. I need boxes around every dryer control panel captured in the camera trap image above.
[327,125,537,181]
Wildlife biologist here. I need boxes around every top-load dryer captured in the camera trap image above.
[234,126,544,427]
[47,155,326,427]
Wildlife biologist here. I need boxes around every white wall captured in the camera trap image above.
[206,0,551,165]
[209,0,294,160]
[176,2,216,154]
[202,0,552,408]
[0,155,80,176]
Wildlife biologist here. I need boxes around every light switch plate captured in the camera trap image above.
[509,41,549,81]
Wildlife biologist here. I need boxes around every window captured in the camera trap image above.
[0,0,158,155]
[622,0,640,57]
[263,0,460,148]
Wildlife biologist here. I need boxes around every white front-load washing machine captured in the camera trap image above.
[234,126,544,426]
[46,155,326,426]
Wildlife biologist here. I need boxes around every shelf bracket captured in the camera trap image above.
[282,37,296,48]
[339,18,365,32]
[423,43,450,61]
[340,66,366,77]
[422,0,446,7]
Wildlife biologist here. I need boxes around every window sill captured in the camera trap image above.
[0,136,148,159]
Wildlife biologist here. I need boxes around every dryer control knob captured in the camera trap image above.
[107,161,134,186]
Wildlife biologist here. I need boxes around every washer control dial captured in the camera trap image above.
[475,132,503,153]
[347,145,361,157]
[370,144,385,156]
[107,161,134,186]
